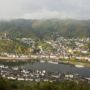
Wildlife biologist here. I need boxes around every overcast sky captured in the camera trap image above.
[0,0,90,20]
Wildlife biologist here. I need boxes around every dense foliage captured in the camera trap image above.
[0,19,90,39]
[0,40,29,54]
[0,77,90,90]
[0,39,54,54]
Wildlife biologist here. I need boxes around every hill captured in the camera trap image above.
[0,19,90,39]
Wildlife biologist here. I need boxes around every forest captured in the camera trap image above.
[0,19,90,40]
[0,76,90,90]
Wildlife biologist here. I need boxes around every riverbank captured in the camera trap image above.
[0,56,90,67]
[59,59,90,68]
[0,56,31,60]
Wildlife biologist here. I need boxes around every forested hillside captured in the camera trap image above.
[0,77,90,90]
[0,19,90,39]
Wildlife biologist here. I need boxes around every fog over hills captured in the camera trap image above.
[0,19,90,39]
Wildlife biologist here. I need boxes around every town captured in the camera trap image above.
[0,33,90,67]
[0,64,90,83]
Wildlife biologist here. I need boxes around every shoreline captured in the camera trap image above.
[0,56,31,60]
[0,56,90,68]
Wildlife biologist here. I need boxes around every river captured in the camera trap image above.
[22,61,90,77]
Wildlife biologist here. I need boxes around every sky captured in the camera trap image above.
[0,0,90,20]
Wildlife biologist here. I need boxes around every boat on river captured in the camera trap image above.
[75,64,84,68]
[48,61,58,64]
[40,60,45,63]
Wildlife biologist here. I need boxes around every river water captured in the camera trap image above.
[23,62,90,77]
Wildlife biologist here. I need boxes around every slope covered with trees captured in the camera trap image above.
[0,77,90,90]
[0,40,29,54]
[0,19,90,39]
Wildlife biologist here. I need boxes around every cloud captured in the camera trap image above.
[20,9,78,20]
[20,9,59,19]
[0,0,90,20]
[0,0,24,20]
